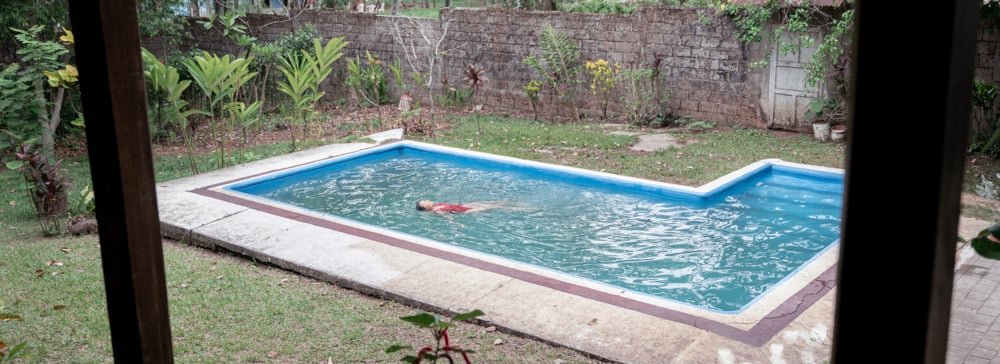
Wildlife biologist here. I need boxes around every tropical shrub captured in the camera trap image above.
[142,48,205,174]
[617,55,671,127]
[276,36,348,150]
[11,25,79,159]
[182,51,257,168]
[585,59,620,120]
[346,50,390,107]
[0,63,35,150]
[523,79,542,121]
[10,144,69,235]
[523,24,583,122]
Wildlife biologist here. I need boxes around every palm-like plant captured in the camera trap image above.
[523,24,583,122]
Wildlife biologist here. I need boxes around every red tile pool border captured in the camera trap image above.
[191,181,837,347]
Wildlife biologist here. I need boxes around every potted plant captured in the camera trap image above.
[806,96,847,142]
[806,97,833,142]
[831,123,848,142]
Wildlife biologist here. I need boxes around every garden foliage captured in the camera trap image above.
[524,24,583,123]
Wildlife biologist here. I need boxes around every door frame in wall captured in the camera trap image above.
[766,27,825,132]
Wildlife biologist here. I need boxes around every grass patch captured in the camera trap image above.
[0,236,602,362]
[417,115,844,187]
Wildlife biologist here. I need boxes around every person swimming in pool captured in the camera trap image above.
[415,200,516,214]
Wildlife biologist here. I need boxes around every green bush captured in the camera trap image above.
[274,23,319,60]
[558,0,638,14]
[971,79,1000,156]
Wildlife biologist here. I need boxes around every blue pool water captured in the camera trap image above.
[227,142,843,313]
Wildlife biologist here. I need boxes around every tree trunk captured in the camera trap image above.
[43,87,65,159]
[33,81,53,158]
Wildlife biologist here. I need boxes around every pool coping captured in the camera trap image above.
[156,137,840,363]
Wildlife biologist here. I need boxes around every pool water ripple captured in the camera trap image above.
[232,146,842,313]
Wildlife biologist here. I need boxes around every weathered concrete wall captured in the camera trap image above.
[146,7,769,126]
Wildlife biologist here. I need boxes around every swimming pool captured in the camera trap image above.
[219,140,843,314]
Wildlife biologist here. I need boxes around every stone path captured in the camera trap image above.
[951,216,1000,364]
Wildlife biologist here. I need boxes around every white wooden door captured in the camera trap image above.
[767,29,823,131]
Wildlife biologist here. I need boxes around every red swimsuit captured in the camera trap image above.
[434,203,471,213]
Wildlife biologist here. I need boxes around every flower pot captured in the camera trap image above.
[813,121,831,142]
[398,93,413,111]
[831,125,847,142]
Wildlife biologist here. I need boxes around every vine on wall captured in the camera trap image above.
[713,0,854,121]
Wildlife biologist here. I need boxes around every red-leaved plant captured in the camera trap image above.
[12,144,69,235]
[386,309,484,363]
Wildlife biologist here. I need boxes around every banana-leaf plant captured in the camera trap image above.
[223,99,262,164]
[182,51,256,168]
[141,48,168,139]
[276,36,347,151]
[141,48,205,174]
[276,51,319,152]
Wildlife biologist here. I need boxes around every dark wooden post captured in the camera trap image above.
[832,0,979,362]
[67,0,174,362]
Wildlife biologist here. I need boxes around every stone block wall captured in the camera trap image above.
[971,21,1000,139]
[975,24,1000,84]
[0,7,993,130]
[153,7,767,126]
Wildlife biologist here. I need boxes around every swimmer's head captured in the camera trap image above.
[416,200,435,211]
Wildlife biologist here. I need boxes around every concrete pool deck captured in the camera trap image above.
[155,131,999,363]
